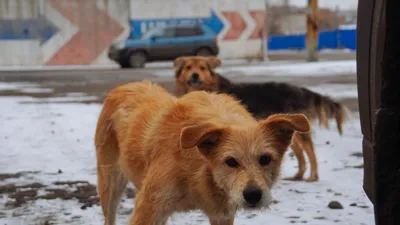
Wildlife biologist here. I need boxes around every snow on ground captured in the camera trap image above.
[0,81,372,225]
[0,58,357,79]
[308,84,358,99]
[0,59,300,74]
[153,60,357,77]
[218,60,357,77]
[0,64,119,72]
[0,59,282,72]
[19,96,100,103]
[0,82,46,91]
[268,49,354,54]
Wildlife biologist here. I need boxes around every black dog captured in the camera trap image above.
[217,75,347,133]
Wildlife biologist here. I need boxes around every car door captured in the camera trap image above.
[174,27,204,56]
[148,27,176,60]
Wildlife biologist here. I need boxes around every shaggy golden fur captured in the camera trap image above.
[174,56,349,182]
[95,80,310,225]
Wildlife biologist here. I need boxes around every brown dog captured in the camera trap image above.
[175,56,222,96]
[174,56,348,182]
[95,80,310,225]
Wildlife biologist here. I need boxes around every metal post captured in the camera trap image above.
[306,0,318,62]
[334,5,340,49]
[262,0,270,61]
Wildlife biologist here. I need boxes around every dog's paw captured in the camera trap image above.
[305,176,319,182]
[283,176,304,181]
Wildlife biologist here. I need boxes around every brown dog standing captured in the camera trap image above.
[95,80,310,225]
[174,56,348,182]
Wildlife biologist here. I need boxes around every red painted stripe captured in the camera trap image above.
[222,11,247,41]
[46,0,124,65]
[249,10,265,40]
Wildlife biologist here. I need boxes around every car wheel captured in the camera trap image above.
[119,60,131,69]
[129,52,147,68]
[196,48,213,56]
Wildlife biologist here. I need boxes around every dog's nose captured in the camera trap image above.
[243,185,262,205]
[191,73,199,81]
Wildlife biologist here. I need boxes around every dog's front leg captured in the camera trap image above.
[128,185,170,225]
[128,201,168,225]
[209,217,234,225]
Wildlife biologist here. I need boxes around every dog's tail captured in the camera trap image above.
[302,88,349,135]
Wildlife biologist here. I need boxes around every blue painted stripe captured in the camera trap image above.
[267,29,357,51]
[0,15,58,44]
[129,10,224,39]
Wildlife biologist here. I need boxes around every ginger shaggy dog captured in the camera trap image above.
[95,80,310,225]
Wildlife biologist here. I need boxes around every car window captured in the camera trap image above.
[194,27,205,35]
[140,27,175,40]
[160,28,175,38]
[175,27,204,37]
[140,27,164,40]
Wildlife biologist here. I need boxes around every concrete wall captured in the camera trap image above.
[0,0,42,65]
[0,0,265,66]
[276,14,306,35]
[0,0,128,66]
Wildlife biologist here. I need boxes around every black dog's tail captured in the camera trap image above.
[302,88,349,135]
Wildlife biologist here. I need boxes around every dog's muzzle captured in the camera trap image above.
[187,73,202,86]
[243,185,262,206]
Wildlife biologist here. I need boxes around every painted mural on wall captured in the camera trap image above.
[0,0,128,66]
[130,9,265,41]
[129,0,266,60]
[0,0,265,66]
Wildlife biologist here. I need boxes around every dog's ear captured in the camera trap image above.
[207,56,221,69]
[180,123,227,156]
[260,114,310,151]
[174,57,187,78]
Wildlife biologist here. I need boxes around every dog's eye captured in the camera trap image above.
[200,66,206,70]
[259,155,271,166]
[185,66,191,70]
[225,157,240,168]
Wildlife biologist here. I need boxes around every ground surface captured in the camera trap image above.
[0,54,373,225]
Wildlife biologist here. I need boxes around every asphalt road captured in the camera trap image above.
[0,52,358,111]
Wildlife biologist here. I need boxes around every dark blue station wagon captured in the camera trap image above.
[108,23,219,68]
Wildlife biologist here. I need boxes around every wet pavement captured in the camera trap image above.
[0,62,359,112]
